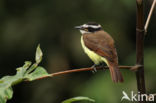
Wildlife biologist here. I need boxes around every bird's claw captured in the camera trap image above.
[91,64,97,73]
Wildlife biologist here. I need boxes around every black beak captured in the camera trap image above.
[74,25,82,29]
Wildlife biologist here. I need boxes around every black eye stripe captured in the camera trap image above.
[87,27,101,32]
[88,27,95,32]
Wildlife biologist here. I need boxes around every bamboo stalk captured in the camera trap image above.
[136,0,146,103]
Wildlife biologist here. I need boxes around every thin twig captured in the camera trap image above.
[144,0,156,34]
[35,65,134,80]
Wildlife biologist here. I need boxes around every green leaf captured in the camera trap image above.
[16,61,32,78]
[0,45,48,103]
[35,44,43,64]
[25,66,49,81]
[0,61,31,103]
[0,87,13,103]
[62,96,95,103]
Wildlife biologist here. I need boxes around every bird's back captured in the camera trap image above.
[83,30,118,64]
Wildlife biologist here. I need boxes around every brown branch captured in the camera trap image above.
[35,65,135,80]
[145,0,156,34]
[136,0,146,103]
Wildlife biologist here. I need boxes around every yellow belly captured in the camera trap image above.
[81,36,108,65]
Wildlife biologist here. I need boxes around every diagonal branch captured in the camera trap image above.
[144,0,156,34]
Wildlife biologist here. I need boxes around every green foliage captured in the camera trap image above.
[62,96,95,103]
[0,45,92,103]
[0,45,49,103]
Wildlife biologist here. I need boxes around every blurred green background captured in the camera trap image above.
[0,0,156,103]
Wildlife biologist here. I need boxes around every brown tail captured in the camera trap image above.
[108,64,124,83]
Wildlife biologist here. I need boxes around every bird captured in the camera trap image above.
[75,22,123,83]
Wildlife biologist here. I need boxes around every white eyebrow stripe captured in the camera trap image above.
[83,24,89,28]
[88,25,101,28]
[82,24,101,28]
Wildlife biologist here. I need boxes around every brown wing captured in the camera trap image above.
[83,30,124,83]
[83,30,118,64]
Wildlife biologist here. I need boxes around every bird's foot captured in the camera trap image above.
[91,64,98,73]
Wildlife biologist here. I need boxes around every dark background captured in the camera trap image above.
[0,0,155,103]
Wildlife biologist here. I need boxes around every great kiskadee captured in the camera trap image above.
[75,22,123,83]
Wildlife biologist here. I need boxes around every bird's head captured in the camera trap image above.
[75,22,102,34]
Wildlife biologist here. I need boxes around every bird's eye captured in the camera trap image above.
[88,27,95,32]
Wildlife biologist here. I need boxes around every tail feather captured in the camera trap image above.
[109,64,124,83]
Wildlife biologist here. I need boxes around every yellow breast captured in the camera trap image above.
[81,36,108,65]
